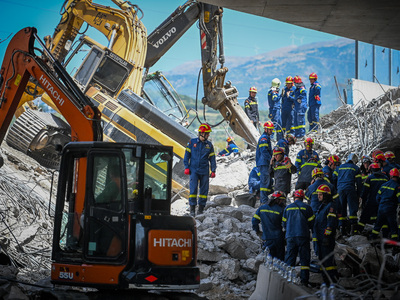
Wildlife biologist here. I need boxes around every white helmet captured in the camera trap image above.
[271,78,281,89]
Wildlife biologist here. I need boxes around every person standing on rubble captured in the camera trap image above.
[252,191,286,260]
[334,153,362,236]
[256,121,274,203]
[281,76,296,135]
[248,166,261,197]
[385,151,400,169]
[245,87,260,129]
[314,184,338,283]
[307,72,321,132]
[268,78,283,140]
[295,137,320,171]
[360,155,372,181]
[270,146,297,195]
[356,163,388,235]
[295,137,320,190]
[370,168,400,242]
[218,137,239,157]
[277,133,296,156]
[323,155,340,186]
[184,123,216,217]
[375,153,395,176]
[283,189,315,286]
[293,76,307,139]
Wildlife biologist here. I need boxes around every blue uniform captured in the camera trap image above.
[248,167,261,194]
[314,200,338,283]
[184,137,216,206]
[295,149,320,172]
[276,138,290,156]
[293,86,307,138]
[322,165,336,187]
[256,131,273,203]
[334,162,362,226]
[358,171,388,231]
[295,160,321,190]
[382,161,395,177]
[252,202,285,260]
[281,86,296,134]
[371,179,400,240]
[305,178,338,213]
[308,81,321,132]
[268,88,283,140]
[218,141,239,156]
[282,200,315,284]
[270,156,297,194]
[244,96,259,128]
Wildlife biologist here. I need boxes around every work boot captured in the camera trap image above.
[340,225,348,237]
[198,205,205,215]
[190,205,196,217]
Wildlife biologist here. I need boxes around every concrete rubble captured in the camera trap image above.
[1,87,400,299]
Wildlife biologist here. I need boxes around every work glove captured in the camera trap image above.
[210,172,216,178]
[315,95,321,105]
[184,168,190,175]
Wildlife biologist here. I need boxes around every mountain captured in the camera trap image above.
[165,38,355,114]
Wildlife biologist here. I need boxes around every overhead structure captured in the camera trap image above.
[200,0,400,50]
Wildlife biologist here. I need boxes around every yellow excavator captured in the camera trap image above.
[5,0,260,195]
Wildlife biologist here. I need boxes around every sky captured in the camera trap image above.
[0,0,340,73]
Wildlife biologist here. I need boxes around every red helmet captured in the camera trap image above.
[249,86,257,93]
[304,137,314,146]
[374,153,386,163]
[294,75,302,84]
[327,155,340,164]
[271,191,286,199]
[227,137,233,142]
[309,72,318,80]
[198,123,212,133]
[312,167,324,178]
[293,189,305,199]
[273,147,285,156]
[385,151,395,159]
[264,121,274,129]
[390,168,400,177]
[286,133,296,144]
[372,149,384,160]
[369,163,381,171]
[285,76,294,84]
[316,184,331,195]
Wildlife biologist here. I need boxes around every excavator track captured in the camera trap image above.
[6,109,71,169]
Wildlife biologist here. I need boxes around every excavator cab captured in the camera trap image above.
[52,142,199,289]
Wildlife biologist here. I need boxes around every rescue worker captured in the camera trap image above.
[283,189,315,286]
[370,168,400,242]
[218,137,239,157]
[256,121,274,203]
[276,133,296,156]
[293,75,307,139]
[372,149,384,162]
[385,151,400,169]
[267,78,283,140]
[307,72,321,132]
[281,76,296,135]
[314,184,338,284]
[375,153,394,176]
[360,155,372,181]
[295,137,320,171]
[270,146,297,195]
[323,155,340,186]
[356,163,388,234]
[244,87,260,129]
[248,166,261,196]
[252,191,286,260]
[296,157,321,190]
[334,153,362,235]
[184,123,216,217]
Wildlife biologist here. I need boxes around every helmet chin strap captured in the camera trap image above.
[199,132,208,140]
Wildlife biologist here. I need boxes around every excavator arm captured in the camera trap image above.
[0,27,102,145]
[145,1,260,146]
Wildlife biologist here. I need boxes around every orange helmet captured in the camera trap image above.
[374,153,386,163]
[264,121,274,129]
[198,123,212,133]
[312,167,324,178]
[385,151,395,159]
[294,75,302,84]
[273,147,285,156]
[316,184,331,195]
[293,189,305,199]
[249,86,257,93]
[304,137,314,146]
[390,168,400,177]
[369,163,381,171]
[271,191,286,200]
[309,72,318,80]
[285,76,294,84]
[226,137,233,142]
[327,155,340,164]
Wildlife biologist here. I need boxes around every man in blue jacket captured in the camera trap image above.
[252,191,286,260]
[248,166,260,196]
[370,168,400,241]
[281,76,296,135]
[283,189,315,286]
[295,137,320,171]
[244,87,260,129]
[334,153,362,235]
[184,123,217,216]
[277,133,296,157]
[268,78,283,140]
[307,72,321,132]
[256,121,274,203]
[323,155,340,187]
[293,76,307,139]
[218,137,239,157]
